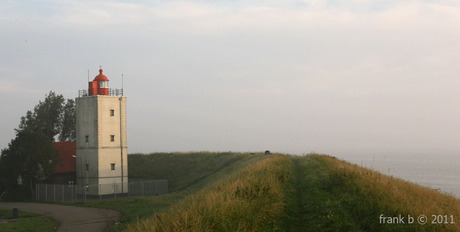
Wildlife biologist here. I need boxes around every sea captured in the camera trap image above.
[335,153,459,199]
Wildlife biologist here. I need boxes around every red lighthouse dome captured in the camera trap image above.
[89,69,109,95]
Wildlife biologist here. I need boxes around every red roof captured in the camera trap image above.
[53,142,76,173]
[93,69,109,81]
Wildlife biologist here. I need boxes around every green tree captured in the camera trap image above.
[17,91,65,139]
[59,99,76,142]
[0,130,59,200]
[0,91,75,200]
[16,91,75,142]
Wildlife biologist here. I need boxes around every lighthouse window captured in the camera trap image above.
[85,135,89,143]
[110,109,114,116]
[111,163,115,170]
[100,81,108,88]
[110,135,115,142]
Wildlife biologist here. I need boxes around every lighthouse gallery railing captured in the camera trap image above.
[78,88,123,97]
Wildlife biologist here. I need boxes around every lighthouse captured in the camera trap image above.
[75,69,128,195]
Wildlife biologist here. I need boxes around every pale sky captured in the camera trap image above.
[1,0,459,156]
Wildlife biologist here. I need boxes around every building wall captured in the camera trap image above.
[75,97,99,194]
[53,142,77,185]
[76,95,128,195]
[53,142,76,173]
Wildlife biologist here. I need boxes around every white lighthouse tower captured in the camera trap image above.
[75,68,128,195]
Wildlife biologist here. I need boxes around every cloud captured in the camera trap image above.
[3,1,459,35]
[0,80,22,94]
[1,0,460,155]
[0,66,44,95]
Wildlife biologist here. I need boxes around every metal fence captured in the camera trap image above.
[35,180,168,203]
[78,88,123,97]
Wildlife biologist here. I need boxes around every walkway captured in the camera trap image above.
[0,202,120,232]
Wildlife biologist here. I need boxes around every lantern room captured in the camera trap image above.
[89,68,109,95]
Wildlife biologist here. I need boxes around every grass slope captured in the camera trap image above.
[77,152,459,232]
[127,155,291,231]
[82,152,266,231]
[128,152,255,192]
[283,154,460,232]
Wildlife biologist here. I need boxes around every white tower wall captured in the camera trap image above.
[76,95,128,195]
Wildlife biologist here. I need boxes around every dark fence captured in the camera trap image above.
[35,180,168,203]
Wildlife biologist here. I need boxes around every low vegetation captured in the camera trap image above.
[283,154,460,231]
[81,152,267,231]
[0,208,58,232]
[71,152,459,231]
[128,152,256,192]
[126,155,291,231]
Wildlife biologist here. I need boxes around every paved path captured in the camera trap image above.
[0,202,120,232]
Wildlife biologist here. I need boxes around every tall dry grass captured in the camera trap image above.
[317,154,460,231]
[127,155,292,232]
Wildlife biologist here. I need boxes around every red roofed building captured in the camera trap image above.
[53,142,76,184]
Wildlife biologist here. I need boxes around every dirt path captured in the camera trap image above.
[0,202,120,232]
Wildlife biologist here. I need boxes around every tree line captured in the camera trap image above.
[0,91,76,200]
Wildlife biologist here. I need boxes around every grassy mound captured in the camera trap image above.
[126,155,291,232]
[128,152,257,192]
[283,154,460,231]
[81,152,459,232]
[83,152,266,231]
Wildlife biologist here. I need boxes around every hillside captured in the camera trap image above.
[128,152,263,192]
[83,152,267,231]
[283,155,460,231]
[127,154,291,231]
[82,152,459,231]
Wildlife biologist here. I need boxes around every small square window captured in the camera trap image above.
[111,163,115,170]
[110,109,114,116]
[110,135,115,142]
[85,135,89,143]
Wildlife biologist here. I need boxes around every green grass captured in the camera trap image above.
[0,209,58,232]
[126,155,291,231]
[0,209,37,218]
[281,155,365,231]
[66,152,460,231]
[128,152,255,192]
[77,152,267,231]
[281,154,460,232]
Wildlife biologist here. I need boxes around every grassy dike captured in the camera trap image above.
[79,152,459,231]
[128,152,256,192]
[126,155,292,232]
[82,152,267,231]
[284,154,460,232]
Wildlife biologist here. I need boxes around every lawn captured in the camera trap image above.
[0,208,58,232]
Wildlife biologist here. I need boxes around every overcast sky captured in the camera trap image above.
[1,0,459,157]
